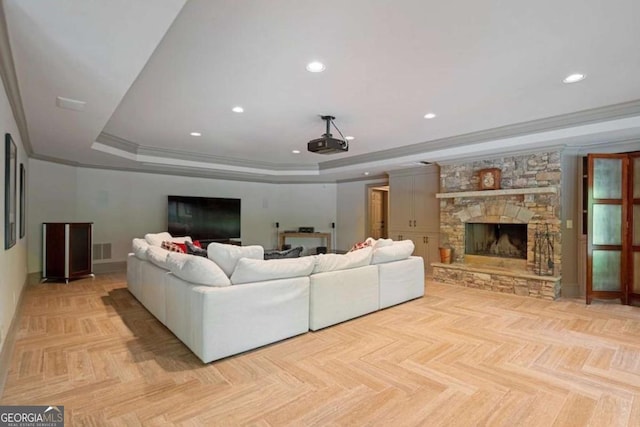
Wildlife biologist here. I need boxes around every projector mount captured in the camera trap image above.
[320,115,347,144]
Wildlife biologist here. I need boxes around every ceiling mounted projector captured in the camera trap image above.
[307,115,349,154]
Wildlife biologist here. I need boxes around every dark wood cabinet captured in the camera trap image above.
[42,222,93,283]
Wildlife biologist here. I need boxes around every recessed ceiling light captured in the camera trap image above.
[190,132,201,136]
[563,73,586,84]
[292,150,301,154]
[424,113,436,119]
[363,172,370,176]
[232,106,244,113]
[345,136,355,141]
[306,61,325,73]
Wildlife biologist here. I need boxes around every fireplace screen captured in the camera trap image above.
[465,223,527,259]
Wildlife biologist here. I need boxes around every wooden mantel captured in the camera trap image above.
[436,186,557,199]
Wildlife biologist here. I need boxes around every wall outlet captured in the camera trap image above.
[566,219,573,229]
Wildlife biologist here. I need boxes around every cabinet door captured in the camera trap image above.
[631,154,640,304]
[587,154,627,304]
[389,174,414,230]
[412,171,440,232]
[69,223,92,277]
[44,223,66,278]
[402,232,432,275]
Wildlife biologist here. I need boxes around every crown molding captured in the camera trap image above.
[30,152,81,167]
[572,137,640,156]
[336,173,388,184]
[0,2,32,155]
[30,153,341,184]
[95,132,138,154]
[319,99,640,170]
[96,131,318,172]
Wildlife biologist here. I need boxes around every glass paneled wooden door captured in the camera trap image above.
[631,153,640,304]
[586,152,638,305]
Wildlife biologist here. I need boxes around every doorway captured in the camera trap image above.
[367,185,389,239]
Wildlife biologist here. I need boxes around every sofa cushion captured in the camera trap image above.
[264,246,303,260]
[371,240,415,264]
[208,243,264,277]
[132,238,150,260]
[146,246,171,269]
[166,253,231,287]
[230,257,315,285]
[371,237,393,248]
[312,246,373,274]
[144,232,173,247]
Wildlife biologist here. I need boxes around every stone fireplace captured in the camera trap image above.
[432,151,563,300]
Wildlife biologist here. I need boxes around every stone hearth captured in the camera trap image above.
[432,151,562,300]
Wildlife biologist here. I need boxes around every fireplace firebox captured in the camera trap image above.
[465,223,527,259]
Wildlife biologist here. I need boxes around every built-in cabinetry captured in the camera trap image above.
[389,165,440,275]
[42,222,94,283]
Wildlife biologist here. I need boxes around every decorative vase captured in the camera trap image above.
[439,247,452,264]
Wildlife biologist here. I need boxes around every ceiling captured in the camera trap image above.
[3,0,640,183]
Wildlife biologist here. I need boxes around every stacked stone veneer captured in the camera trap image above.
[433,151,562,300]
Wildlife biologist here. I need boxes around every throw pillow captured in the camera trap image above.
[161,241,186,253]
[264,246,303,260]
[207,243,264,277]
[185,240,208,257]
[170,236,193,244]
[349,240,372,252]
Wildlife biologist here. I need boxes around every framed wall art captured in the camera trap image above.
[5,133,17,249]
[19,162,25,239]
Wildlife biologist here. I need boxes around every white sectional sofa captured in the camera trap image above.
[126,233,424,363]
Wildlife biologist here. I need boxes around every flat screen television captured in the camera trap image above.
[168,196,240,241]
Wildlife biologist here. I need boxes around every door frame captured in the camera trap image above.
[365,183,389,240]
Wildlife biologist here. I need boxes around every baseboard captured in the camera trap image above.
[561,281,582,299]
[93,261,126,274]
[0,274,29,398]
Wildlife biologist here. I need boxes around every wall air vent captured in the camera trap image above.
[56,96,86,112]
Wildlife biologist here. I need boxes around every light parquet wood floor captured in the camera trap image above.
[2,273,640,426]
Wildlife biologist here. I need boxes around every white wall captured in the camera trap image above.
[0,77,27,354]
[26,160,77,271]
[27,162,339,272]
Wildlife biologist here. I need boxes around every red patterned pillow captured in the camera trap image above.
[161,241,185,253]
[349,240,372,252]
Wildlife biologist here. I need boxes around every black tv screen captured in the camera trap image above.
[168,196,240,240]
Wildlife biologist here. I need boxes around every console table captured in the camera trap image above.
[279,232,331,252]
